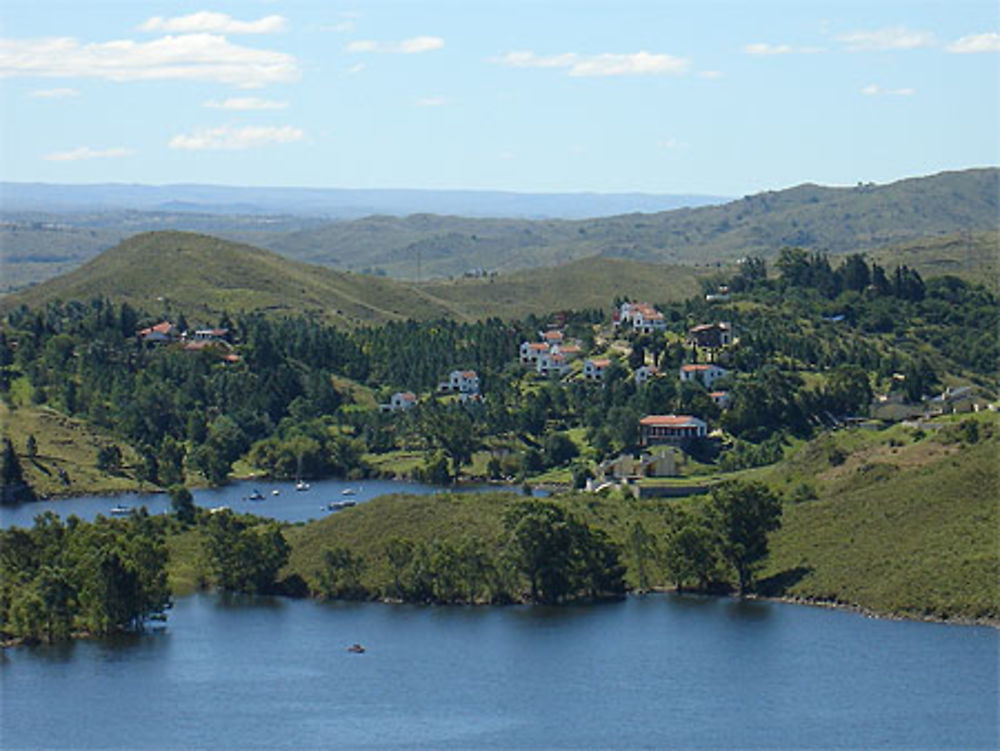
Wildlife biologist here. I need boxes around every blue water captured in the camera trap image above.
[0,478,546,528]
[2,593,996,749]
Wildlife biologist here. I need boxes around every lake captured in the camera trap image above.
[0,478,547,528]
[2,593,996,749]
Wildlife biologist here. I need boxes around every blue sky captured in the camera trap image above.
[1,0,997,195]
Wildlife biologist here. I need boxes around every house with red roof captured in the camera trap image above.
[639,414,707,447]
[584,357,612,381]
[440,369,480,395]
[679,363,728,389]
[380,391,418,413]
[137,321,179,345]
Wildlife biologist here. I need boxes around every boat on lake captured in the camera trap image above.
[296,481,310,491]
[327,499,358,511]
[272,489,280,496]
[341,487,356,496]
[247,489,265,501]
[109,504,131,516]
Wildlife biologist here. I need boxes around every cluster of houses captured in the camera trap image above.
[519,329,583,378]
[380,369,483,412]
[136,321,240,363]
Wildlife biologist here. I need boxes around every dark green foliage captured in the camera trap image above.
[204,510,290,594]
[502,500,625,603]
[706,481,783,594]
[1,437,36,504]
[168,485,195,524]
[0,511,169,642]
[663,513,719,591]
[317,547,367,599]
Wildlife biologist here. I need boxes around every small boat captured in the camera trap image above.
[109,504,131,516]
[272,489,280,496]
[247,489,265,501]
[327,499,357,511]
[296,480,310,491]
[346,643,365,654]
[341,487,356,496]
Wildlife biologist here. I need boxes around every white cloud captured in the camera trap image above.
[837,26,936,51]
[346,36,444,54]
[0,34,299,88]
[139,12,287,35]
[44,146,134,161]
[698,70,724,79]
[946,32,1000,53]
[744,43,825,55]
[861,84,916,96]
[30,87,79,98]
[168,125,304,151]
[415,96,448,106]
[345,63,365,75]
[203,96,288,110]
[492,50,690,77]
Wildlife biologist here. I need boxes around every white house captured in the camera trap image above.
[380,391,417,413]
[679,363,728,389]
[709,390,732,409]
[442,369,480,394]
[618,302,666,333]
[537,351,570,377]
[520,341,551,365]
[634,365,660,386]
[584,358,612,381]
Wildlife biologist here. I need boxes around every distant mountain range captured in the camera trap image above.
[1,167,995,290]
[0,182,729,219]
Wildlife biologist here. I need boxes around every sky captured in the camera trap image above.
[1,0,997,196]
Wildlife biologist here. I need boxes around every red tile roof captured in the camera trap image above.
[640,415,702,427]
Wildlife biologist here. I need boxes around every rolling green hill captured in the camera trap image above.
[0,231,709,323]
[259,168,998,278]
[0,231,474,326]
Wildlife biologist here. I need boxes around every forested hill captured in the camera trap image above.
[256,168,998,278]
[0,231,711,323]
[0,231,470,326]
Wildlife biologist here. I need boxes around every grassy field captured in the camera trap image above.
[1,400,147,498]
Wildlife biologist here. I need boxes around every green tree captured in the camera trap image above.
[706,480,783,595]
[1,437,37,503]
[168,485,196,524]
[663,514,718,591]
[317,546,367,599]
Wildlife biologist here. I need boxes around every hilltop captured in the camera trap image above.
[0,231,710,323]
[0,231,466,326]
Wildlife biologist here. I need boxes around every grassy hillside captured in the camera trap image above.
[260,168,998,278]
[263,420,999,622]
[421,256,709,318]
[760,432,998,621]
[0,231,709,323]
[0,231,471,326]
[868,230,999,292]
[0,401,145,498]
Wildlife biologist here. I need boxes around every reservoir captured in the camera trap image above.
[0,478,546,528]
[2,593,996,749]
